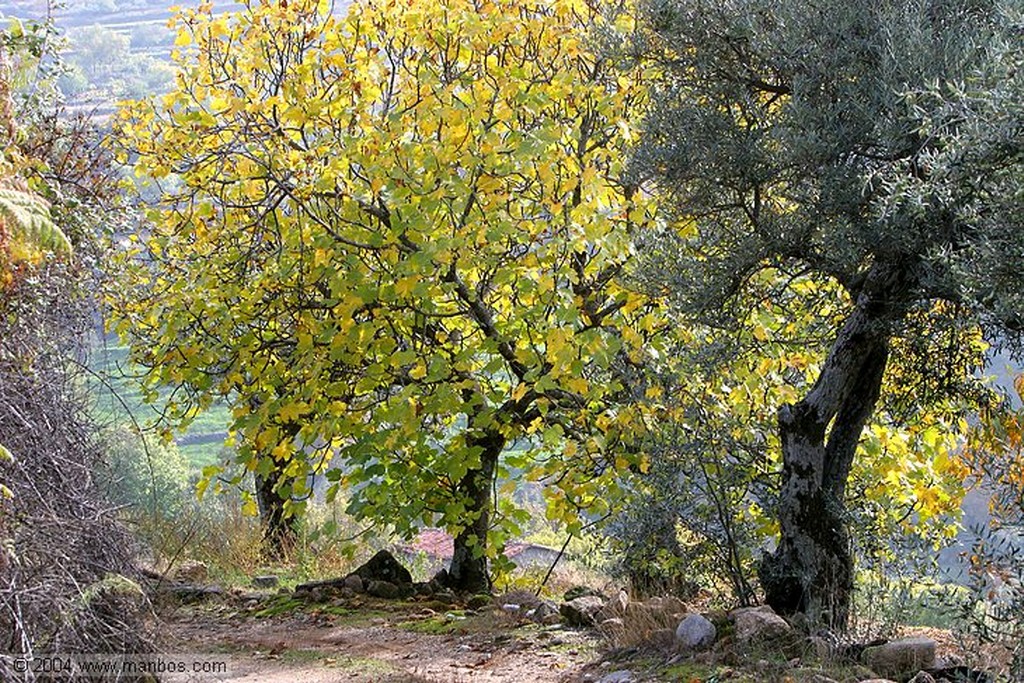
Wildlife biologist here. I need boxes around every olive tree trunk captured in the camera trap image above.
[759,259,912,628]
[446,430,504,594]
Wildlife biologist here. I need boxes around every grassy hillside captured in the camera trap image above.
[89,340,234,469]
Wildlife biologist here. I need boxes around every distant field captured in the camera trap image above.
[0,0,239,26]
[89,341,234,470]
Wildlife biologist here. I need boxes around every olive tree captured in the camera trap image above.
[631,0,1023,627]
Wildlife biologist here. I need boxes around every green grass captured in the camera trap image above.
[252,596,308,618]
[317,655,399,677]
[88,342,234,472]
[179,442,231,469]
[395,611,470,635]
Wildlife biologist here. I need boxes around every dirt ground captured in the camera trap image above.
[153,591,1011,683]
[158,595,607,683]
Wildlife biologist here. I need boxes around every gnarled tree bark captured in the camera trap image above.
[759,258,915,628]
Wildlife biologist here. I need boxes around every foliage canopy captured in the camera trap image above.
[111,0,662,583]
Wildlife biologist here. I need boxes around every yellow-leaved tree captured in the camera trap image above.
[111,0,662,589]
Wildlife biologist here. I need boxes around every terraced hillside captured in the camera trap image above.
[0,0,237,116]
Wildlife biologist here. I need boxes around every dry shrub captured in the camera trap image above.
[599,594,693,649]
[0,261,155,681]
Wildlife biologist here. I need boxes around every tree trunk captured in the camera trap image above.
[759,259,912,629]
[446,430,504,594]
[255,466,296,559]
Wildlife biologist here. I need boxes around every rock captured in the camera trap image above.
[564,585,604,602]
[467,594,492,610]
[861,638,936,679]
[353,550,413,586]
[433,589,458,604]
[429,568,449,592]
[239,591,273,603]
[597,670,635,683]
[162,584,224,604]
[295,574,362,597]
[532,600,561,625]
[560,595,605,627]
[597,590,630,622]
[365,580,401,599]
[252,575,278,589]
[675,613,717,651]
[172,559,208,583]
[729,605,794,646]
[857,679,898,683]
[294,551,415,601]
[413,581,433,596]
[907,672,936,683]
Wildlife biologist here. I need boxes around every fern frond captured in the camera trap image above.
[0,186,69,256]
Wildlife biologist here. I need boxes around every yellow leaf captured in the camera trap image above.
[278,402,309,422]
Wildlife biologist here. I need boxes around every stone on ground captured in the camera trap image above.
[728,605,793,646]
[560,595,605,627]
[352,549,413,585]
[531,600,561,625]
[172,559,209,583]
[675,612,716,651]
[467,594,492,610]
[564,585,604,601]
[861,637,936,680]
[252,575,279,589]
[365,579,400,599]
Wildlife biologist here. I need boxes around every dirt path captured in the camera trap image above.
[158,597,606,683]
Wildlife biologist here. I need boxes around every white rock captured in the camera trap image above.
[675,613,717,651]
